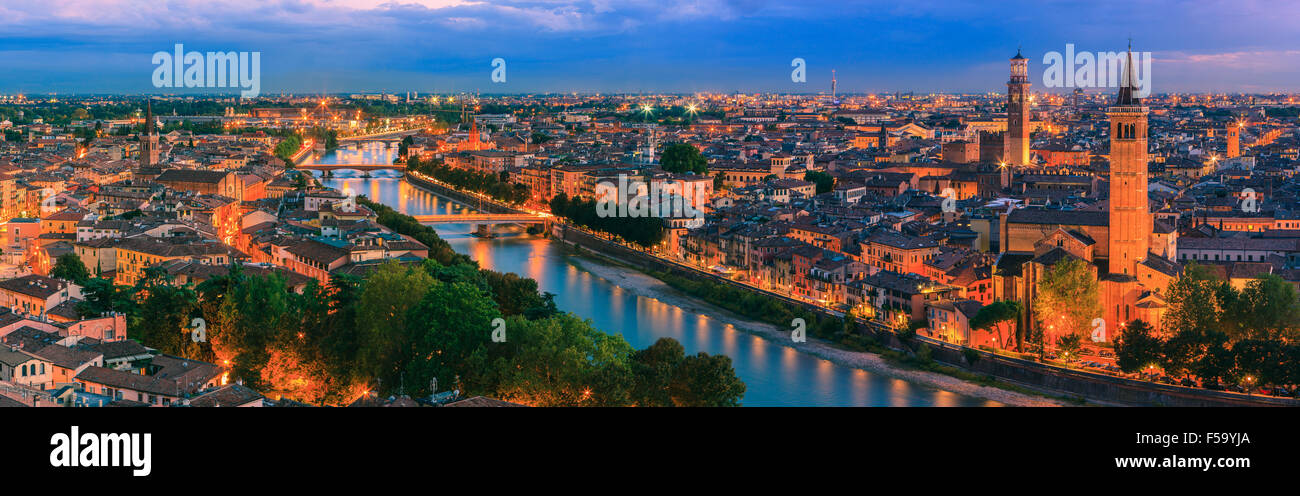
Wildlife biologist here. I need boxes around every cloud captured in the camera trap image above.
[1158,50,1300,70]
[0,0,1297,93]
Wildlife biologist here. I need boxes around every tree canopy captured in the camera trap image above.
[105,206,742,406]
[969,300,1022,350]
[1110,263,1300,389]
[1114,319,1162,373]
[51,253,91,285]
[1031,258,1101,350]
[659,143,707,174]
[804,170,835,195]
[549,192,666,247]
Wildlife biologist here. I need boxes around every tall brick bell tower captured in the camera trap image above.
[1106,44,1150,276]
[1101,43,1152,333]
[142,100,159,167]
[1004,48,1031,166]
[1226,121,1241,159]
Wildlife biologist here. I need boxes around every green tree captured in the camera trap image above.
[628,337,745,407]
[77,277,136,318]
[804,170,835,195]
[132,267,202,359]
[555,195,665,247]
[273,134,304,162]
[316,274,364,389]
[1032,258,1101,352]
[1161,263,1224,337]
[1056,333,1082,362]
[1159,262,1234,381]
[404,279,503,397]
[659,143,707,174]
[629,338,685,407]
[667,352,746,407]
[491,314,636,406]
[50,253,91,285]
[355,262,436,389]
[398,135,414,157]
[1231,339,1291,387]
[549,192,569,216]
[969,300,1022,350]
[200,267,298,390]
[1229,274,1300,341]
[1114,319,1162,373]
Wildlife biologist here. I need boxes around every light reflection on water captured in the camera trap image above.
[316,151,1000,406]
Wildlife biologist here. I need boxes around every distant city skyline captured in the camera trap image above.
[2,0,1299,95]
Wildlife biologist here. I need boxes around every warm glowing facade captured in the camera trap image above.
[1225,121,1241,159]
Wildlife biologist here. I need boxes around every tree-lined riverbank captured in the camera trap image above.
[322,170,1006,406]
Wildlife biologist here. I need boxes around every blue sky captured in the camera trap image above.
[1,0,1297,95]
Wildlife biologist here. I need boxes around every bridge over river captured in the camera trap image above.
[297,162,405,172]
[413,213,550,237]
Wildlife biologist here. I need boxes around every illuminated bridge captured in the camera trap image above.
[413,213,551,237]
[296,163,405,172]
[337,128,424,143]
[412,213,548,225]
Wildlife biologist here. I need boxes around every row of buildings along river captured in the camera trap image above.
[307,142,999,407]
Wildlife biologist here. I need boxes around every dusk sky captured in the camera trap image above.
[1,0,1298,96]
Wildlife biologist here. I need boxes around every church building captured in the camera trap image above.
[994,44,1181,347]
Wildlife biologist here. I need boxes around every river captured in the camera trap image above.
[304,142,1000,406]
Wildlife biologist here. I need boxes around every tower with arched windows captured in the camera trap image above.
[1226,121,1241,159]
[142,100,159,167]
[1004,48,1031,166]
[1106,45,1150,277]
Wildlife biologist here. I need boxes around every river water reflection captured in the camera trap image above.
[311,149,999,406]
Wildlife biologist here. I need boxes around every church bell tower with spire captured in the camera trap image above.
[141,100,159,167]
[1106,43,1151,277]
